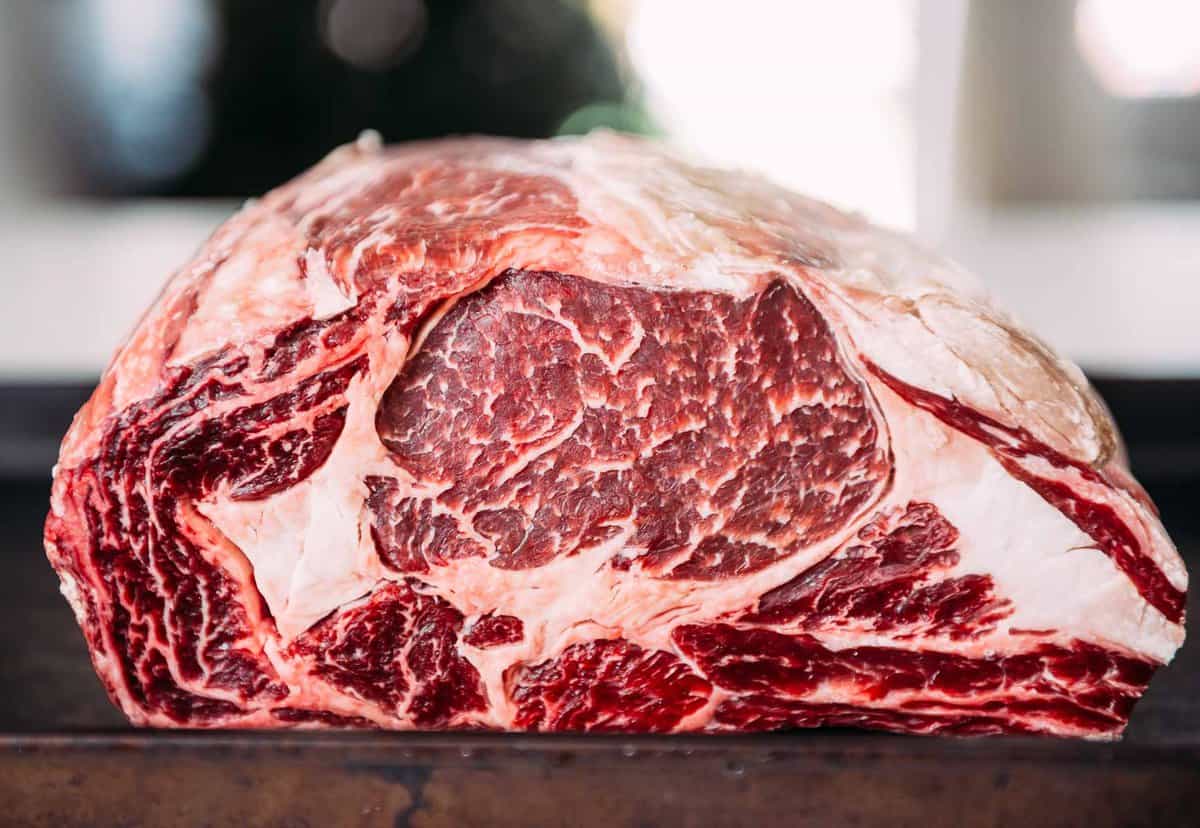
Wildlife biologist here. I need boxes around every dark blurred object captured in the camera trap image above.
[0,384,93,480]
[182,0,628,197]
[11,0,631,198]
[1092,377,1200,484]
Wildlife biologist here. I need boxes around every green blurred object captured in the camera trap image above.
[556,101,660,138]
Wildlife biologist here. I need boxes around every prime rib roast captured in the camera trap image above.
[45,132,1186,737]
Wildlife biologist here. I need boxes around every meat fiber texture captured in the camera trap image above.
[45,132,1186,738]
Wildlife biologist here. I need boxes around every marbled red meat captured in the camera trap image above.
[742,502,1012,640]
[45,133,1185,737]
[373,271,886,577]
[506,639,712,732]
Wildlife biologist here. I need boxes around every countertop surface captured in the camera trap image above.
[2,472,1197,826]
[2,375,1197,826]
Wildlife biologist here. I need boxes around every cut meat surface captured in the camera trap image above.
[45,132,1185,737]
[506,639,713,732]
[372,271,888,578]
[741,502,1012,639]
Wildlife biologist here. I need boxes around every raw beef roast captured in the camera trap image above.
[45,132,1186,737]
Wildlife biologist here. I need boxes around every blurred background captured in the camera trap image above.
[0,0,1197,476]
[0,0,1198,744]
